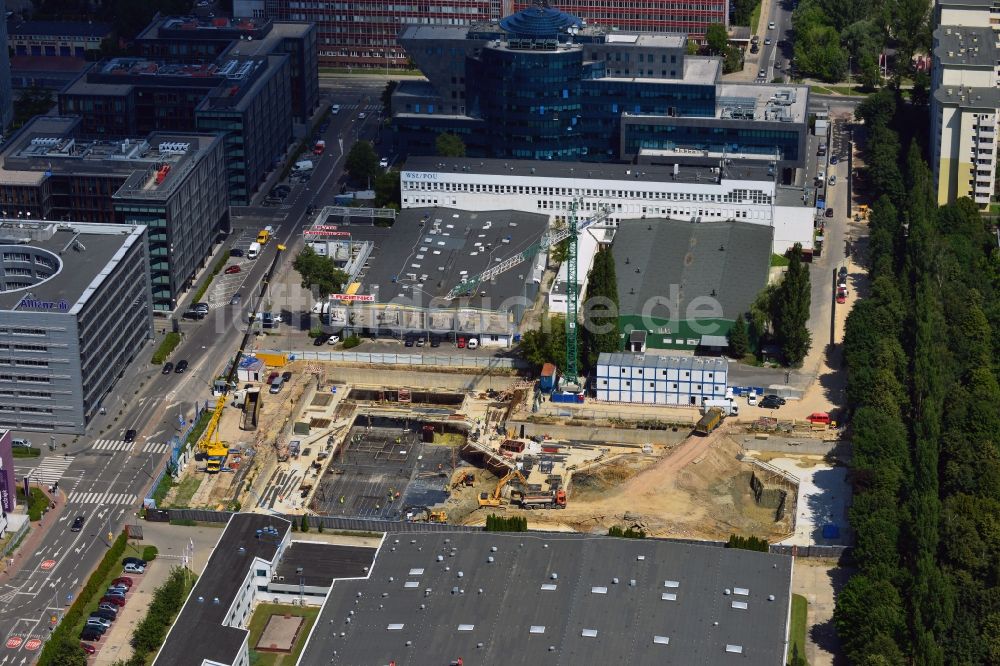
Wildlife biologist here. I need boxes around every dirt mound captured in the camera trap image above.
[519,429,792,541]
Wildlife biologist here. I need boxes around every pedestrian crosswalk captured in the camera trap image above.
[18,456,74,486]
[143,441,171,454]
[90,439,134,452]
[334,103,382,114]
[66,491,138,506]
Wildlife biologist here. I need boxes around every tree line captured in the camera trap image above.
[792,0,931,86]
[833,90,1000,663]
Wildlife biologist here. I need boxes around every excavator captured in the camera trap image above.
[478,469,526,508]
[200,395,230,473]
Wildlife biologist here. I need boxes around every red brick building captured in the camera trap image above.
[510,0,727,42]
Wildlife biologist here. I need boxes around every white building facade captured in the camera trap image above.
[595,352,729,405]
[400,158,814,254]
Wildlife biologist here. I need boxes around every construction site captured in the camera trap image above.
[150,350,852,544]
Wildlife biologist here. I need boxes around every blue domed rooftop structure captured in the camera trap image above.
[499,0,584,40]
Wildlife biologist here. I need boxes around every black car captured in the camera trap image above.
[80,628,103,642]
[760,395,785,409]
[162,362,174,374]
[838,266,848,278]
[71,515,85,532]
[122,557,147,567]
[281,371,292,382]
[230,248,244,257]
[404,336,415,347]
[124,429,136,443]
[182,309,205,320]
[230,293,242,306]
[91,609,116,623]
[313,334,329,346]
[174,360,188,373]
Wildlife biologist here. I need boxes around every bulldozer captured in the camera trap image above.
[478,469,526,508]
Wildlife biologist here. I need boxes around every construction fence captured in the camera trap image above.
[279,350,523,369]
[158,509,851,558]
[0,520,30,561]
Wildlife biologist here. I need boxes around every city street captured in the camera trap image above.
[0,77,388,658]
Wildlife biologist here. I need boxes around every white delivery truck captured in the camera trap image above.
[247,241,261,260]
[703,398,739,416]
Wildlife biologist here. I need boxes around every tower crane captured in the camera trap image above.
[448,200,610,386]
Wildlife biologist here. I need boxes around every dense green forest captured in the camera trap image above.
[833,90,1000,662]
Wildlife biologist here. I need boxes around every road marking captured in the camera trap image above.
[142,442,170,454]
[38,561,55,571]
[66,492,137,505]
[22,639,39,652]
[91,439,132,452]
[16,456,74,485]
[4,637,22,649]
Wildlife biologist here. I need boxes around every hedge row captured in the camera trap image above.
[151,332,181,365]
[130,567,189,655]
[11,446,41,458]
[190,253,230,305]
[37,532,128,666]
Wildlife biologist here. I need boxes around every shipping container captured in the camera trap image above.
[551,392,584,404]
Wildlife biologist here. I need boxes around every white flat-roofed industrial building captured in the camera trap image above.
[400,156,814,254]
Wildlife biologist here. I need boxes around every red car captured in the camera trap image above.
[266,372,278,385]
[836,287,847,304]
[80,642,97,654]
[111,577,133,589]
[224,265,241,274]
[457,336,466,349]
[100,595,126,607]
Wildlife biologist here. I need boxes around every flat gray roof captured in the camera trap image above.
[333,207,548,308]
[274,541,377,588]
[933,84,1000,108]
[220,21,313,59]
[0,222,146,313]
[612,218,772,321]
[398,23,471,41]
[933,25,997,68]
[403,156,775,184]
[599,352,728,373]
[715,83,808,123]
[302,532,793,665]
[153,514,292,666]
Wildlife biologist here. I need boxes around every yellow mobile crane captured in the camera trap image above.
[200,395,230,473]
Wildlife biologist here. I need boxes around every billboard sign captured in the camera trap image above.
[329,294,375,302]
[304,229,351,237]
[0,432,14,512]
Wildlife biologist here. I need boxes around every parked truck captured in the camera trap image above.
[702,398,739,417]
[512,489,567,509]
[694,407,725,435]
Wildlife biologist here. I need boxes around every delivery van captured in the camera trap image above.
[257,229,270,245]
[247,242,261,260]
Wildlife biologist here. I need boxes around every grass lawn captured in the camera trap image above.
[151,332,181,365]
[185,410,213,451]
[750,1,762,33]
[170,475,202,508]
[811,84,870,97]
[17,487,49,521]
[787,593,809,665]
[770,253,790,267]
[248,603,320,666]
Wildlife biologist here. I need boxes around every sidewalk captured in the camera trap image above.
[0,487,65,579]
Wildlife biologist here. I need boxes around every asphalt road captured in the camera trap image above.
[757,0,794,82]
[0,79,386,660]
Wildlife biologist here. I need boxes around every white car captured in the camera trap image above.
[747,391,759,406]
[326,335,341,345]
[358,112,366,120]
[123,563,145,574]
[768,21,775,29]
[379,157,389,168]
[331,104,340,114]
[817,169,826,181]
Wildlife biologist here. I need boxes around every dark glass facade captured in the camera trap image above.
[622,120,803,162]
[470,47,587,160]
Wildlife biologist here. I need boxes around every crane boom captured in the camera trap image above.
[446,205,611,300]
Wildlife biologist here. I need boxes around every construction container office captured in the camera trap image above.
[594,353,729,405]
